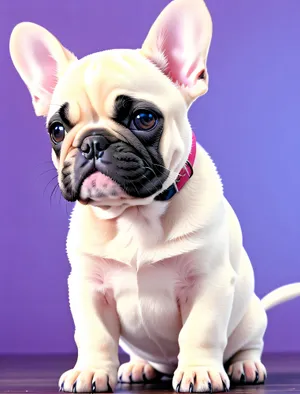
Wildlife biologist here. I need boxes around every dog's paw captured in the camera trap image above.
[58,368,117,392]
[173,366,230,392]
[227,360,266,385]
[118,361,159,383]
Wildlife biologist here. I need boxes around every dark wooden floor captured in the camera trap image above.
[1,353,300,393]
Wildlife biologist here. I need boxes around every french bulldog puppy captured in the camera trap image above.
[9,0,300,392]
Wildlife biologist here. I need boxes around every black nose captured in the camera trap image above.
[80,135,110,160]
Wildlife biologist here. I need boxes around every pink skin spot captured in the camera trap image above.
[80,172,129,202]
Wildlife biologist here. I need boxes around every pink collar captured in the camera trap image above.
[155,132,196,201]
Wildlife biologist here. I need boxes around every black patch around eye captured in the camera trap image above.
[112,95,134,126]
[112,95,163,127]
[112,95,164,150]
[58,102,72,128]
[47,102,73,130]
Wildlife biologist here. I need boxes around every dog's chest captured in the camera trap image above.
[103,259,192,344]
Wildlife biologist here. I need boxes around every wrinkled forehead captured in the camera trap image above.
[48,49,185,122]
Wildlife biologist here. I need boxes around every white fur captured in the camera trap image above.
[64,143,300,391]
[9,0,300,392]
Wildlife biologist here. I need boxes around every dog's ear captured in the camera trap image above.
[9,22,77,117]
[141,0,212,106]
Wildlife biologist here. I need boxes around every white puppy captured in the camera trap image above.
[9,0,300,392]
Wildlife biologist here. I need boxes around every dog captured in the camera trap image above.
[9,0,300,392]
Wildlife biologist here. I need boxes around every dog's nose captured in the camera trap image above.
[80,135,110,160]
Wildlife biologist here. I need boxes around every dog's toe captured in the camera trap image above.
[59,369,117,392]
[118,361,158,383]
[173,366,230,392]
[228,360,266,385]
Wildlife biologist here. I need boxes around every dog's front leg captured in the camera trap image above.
[59,271,120,393]
[174,260,236,393]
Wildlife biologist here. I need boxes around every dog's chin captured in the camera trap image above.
[78,172,132,208]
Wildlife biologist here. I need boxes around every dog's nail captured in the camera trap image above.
[92,381,97,393]
[107,377,113,393]
[142,372,148,383]
[222,380,229,392]
[176,380,182,392]
[254,370,259,384]
[240,373,246,383]
[263,373,267,383]
[189,382,194,392]
[59,381,65,392]
[129,373,133,383]
[72,381,77,393]
[118,374,123,383]
[208,381,212,393]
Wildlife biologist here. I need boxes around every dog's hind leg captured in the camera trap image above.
[118,354,160,383]
[224,294,268,385]
[118,340,161,383]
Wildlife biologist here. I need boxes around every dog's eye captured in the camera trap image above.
[133,111,157,131]
[48,122,66,144]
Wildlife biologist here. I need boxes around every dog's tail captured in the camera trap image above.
[261,283,300,311]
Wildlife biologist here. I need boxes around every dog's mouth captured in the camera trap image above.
[77,170,131,206]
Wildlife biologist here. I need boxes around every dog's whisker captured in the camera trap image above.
[123,176,140,196]
[141,168,164,191]
[57,188,71,218]
[141,166,157,179]
[142,167,165,189]
[39,168,57,177]
[43,174,59,197]
[140,175,156,196]
[54,182,61,199]
[50,182,60,207]
[153,163,179,178]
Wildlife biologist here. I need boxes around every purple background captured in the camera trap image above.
[1,0,300,354]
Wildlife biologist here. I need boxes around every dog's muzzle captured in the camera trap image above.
[60,127,170,202]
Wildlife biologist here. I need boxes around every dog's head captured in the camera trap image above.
[9,0,212,210]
